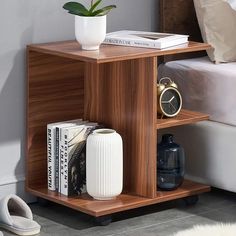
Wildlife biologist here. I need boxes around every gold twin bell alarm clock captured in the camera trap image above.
[157,77,182,118]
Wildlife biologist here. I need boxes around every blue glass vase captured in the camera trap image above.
[157,134,185,190]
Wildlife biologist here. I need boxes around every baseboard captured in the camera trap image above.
[0,174,36,203]
[0,174,25,186]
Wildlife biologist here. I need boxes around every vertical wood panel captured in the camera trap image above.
[27,50,85,188]
[85,57,157,198]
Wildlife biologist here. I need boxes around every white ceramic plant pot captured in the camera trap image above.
[86,129,123,200]
[75,15,106,50]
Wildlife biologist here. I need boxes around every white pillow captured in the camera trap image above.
[194,0,236,63]
[227,0,236,11]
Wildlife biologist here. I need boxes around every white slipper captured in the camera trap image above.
[0,194,40,236]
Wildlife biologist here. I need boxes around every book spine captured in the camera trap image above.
[104,37,158,49]
[59,128,65,193]
[47,126,56,191]
[61,129,69,196]
[55,127,60,191]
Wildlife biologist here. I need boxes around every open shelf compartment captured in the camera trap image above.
[157,109,209,129]
[27,179,210,217]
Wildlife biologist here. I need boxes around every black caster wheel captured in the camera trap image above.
[37,197,50,207]
[95,215,112,226]
[183,195,199,206]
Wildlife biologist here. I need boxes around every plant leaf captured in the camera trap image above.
[89,0,102,14]
[63,2,89,16]
[91,5,116,16]
[67,10,85,16]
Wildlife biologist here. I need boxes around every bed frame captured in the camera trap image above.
[159,0,205,61]
[159,0,201,40]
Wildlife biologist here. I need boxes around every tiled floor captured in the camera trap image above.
[2,189,236,236]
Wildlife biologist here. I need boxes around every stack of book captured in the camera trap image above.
[104,30,189,49]
[47,119,99,196]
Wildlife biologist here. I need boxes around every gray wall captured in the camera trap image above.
[0,0,158,199]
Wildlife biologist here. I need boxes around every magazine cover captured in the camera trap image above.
[60,123,98,196]
[104,30,189,49]
[55,120,87,192]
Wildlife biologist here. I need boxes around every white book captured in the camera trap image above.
[60,123,98,196]
[47,119,82,191]
[57,120,88,192]
[104,30,189,49]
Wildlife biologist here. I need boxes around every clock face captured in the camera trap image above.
[160,88,182,116]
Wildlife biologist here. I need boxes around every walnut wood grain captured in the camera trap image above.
[84,57,157,198]
[26,39,211,215]
[26,50,85,188]
[157,109,209,129]
[26,179,210,217]
[28,41,210,64]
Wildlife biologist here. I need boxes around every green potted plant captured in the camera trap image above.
[63,1,116,50]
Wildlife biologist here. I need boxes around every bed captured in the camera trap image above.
[158,0,236,192]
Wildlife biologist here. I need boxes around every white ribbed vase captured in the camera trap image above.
[86,129,123,200]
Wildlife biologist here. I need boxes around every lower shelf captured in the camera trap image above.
[27,179,210,217]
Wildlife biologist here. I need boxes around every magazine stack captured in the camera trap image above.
[104,30,189,49]
[47,119,99,196]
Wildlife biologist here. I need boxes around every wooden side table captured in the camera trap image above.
[26,41,211,222]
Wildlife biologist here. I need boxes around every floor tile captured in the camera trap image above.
[115,214,215,236]
[197,189,236,210]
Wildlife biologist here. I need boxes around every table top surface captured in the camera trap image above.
[28,40,211,63]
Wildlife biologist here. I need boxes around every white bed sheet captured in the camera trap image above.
[158,57,236,126]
